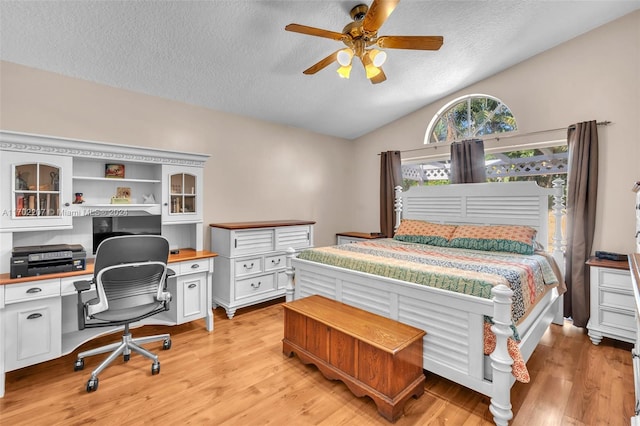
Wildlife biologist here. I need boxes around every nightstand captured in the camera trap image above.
[586,256,635,345]
[336,231,386,244]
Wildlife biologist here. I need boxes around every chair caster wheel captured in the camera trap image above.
[74,359,84,371]
[151,362,160,375]
[162,338,171,350]
[124,354,130,362]
[86,377,99,392]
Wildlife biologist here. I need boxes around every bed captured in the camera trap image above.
[284,181,566,425]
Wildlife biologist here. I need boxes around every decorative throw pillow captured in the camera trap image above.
[449,224,537,255]
[393,219,457,247]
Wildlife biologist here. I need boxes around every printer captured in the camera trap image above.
[10,244,86,279]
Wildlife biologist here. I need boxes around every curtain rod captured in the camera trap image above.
[392,120,612,155]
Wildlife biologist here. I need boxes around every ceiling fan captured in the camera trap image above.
[285,0,443,84]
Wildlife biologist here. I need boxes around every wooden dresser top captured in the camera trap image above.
[209,220,315,230]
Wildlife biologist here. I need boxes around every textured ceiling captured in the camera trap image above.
[1,1,639,140]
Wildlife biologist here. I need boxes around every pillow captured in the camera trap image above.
[449,224,537,255]
[393,219,457,247]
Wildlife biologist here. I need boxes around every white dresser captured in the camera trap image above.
[210,220,315,319]
[586,257,634,345]
[630,182,640,425]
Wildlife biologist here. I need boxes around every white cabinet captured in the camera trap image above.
[162,165,203,224]
[0,151,73,231]
[587,259,635,345]
[3,279,62,371]
[210,221,315,319]
[159,259,209,324]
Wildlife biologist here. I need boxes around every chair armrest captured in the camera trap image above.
[74,279,94,330]
[74,279,93,292]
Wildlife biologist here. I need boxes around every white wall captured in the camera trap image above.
[352,10,640,255]
[0,62,355,248]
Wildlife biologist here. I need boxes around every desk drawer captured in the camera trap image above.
[5,279,60,304]
[178,259,210,275]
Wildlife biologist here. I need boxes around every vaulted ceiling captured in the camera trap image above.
[1,1,638,140]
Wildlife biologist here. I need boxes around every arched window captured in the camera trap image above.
[425,94,517,144]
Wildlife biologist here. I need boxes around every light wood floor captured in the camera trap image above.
[0,299,635,425]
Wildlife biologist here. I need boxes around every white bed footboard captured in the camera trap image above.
[284,181,565,425]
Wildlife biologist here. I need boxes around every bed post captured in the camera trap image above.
[285,247,297,302]
[489,284,514,426]
[394,185,403,234]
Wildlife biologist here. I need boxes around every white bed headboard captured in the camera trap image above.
[395,181,565,255]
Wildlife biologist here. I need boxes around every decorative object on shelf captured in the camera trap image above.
[116,187,131,199]
[15,172,28,190]
[73,193,84,204]
[143,193,156,204]
[105,163,125,179]
[111,187,131,204]
[50,171,59,191]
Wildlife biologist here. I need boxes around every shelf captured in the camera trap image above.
[73,176,161,184]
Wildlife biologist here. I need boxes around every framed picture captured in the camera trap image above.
[105,163,125,179]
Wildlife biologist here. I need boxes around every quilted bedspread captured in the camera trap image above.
[296,239,563,383]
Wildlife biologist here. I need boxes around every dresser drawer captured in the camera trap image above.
[235,274,276,300]
[234,257,263,277]
[600,288,635,311]
[600,307,636,332]
[5,279,61,304]
[597,268,632,291]
[265,254,286,271]
[178,259,210,275]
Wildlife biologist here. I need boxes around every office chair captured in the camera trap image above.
[73,235,173,392]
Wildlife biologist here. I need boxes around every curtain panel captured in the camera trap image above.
[564,120,599,327]
[450,139,487,184]
[380,151,402,238]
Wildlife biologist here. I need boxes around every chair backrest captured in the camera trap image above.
[90,235,170,316]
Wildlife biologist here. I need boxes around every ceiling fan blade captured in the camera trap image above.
[362,0,400,34]
[370,68,387,84]
[303,50,340,75]
[285,23,345,41]
[376,35,444,50]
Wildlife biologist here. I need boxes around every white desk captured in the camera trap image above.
[0,250,216,398]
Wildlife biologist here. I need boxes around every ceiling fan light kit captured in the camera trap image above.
[285,0,443,84]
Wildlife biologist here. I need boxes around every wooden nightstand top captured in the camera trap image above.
[336,231,386,239]
[586,256,630,271]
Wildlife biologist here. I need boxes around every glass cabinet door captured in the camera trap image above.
[170,173,197,215]
[1,151,72,230]
[162,165,202,224]
[14,162,62,218]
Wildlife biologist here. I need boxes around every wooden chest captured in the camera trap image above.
[282,295,425,422]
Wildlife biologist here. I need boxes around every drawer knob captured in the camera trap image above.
[244,263,254,269]
[191,264,200,269]
[27,313,43,320]
[272,259,281,265]
[188,283,197,289]
[26,287,42,294]
[251,281,261,289]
